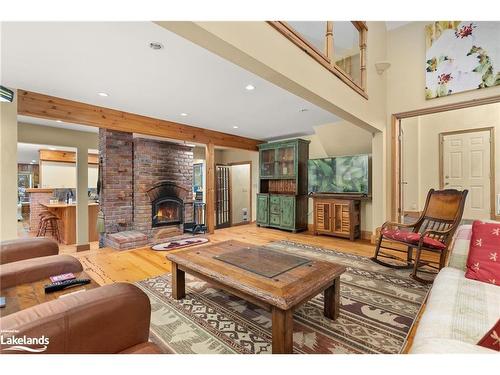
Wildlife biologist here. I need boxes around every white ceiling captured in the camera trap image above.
[2,22,340,140]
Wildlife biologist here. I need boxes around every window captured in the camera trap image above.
[269,21,368,98]
[333,22,362,87]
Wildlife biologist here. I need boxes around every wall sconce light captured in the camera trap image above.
[0,86,14,103]
[375,61,391,75]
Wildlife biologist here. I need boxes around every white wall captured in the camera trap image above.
[401,117,420,211]
[0,90,18,240]
[230,163,251,224]
[313,121,372,156]
[40,161,97,189]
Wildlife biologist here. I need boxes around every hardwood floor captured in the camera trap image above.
[72,224,378,285]
[70,223,432,354]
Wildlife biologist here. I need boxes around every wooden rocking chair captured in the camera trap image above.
[372,189,468,283]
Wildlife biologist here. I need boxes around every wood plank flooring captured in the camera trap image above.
[72,224,378,285]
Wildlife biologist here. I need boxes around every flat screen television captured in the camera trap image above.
[308,154,371,195]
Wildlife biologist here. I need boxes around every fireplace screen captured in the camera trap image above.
[152,197,184,227]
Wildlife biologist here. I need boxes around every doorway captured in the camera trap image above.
[229,162,251,226]
[395,100,499,223]
[214,162,252,229]
[215,165,230,229]
[440,128,493,220]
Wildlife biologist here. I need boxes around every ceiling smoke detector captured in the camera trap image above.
[149,42,164,50]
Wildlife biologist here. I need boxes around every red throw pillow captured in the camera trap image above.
[465,221,500,286]
[477,319,500,351]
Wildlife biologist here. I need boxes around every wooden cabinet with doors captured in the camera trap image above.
[312,194,365,241]
[257,193,269,226]
[257,139,309,232]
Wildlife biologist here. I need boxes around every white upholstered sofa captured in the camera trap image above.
[410,224,500,354]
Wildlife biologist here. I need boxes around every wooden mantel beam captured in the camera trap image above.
[17,90,262,151]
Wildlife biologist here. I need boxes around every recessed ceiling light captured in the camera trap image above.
[49,147,57,151]
[31,160,36,163]
[245,84,255,91]
[233,126,239,129]
[180,113,188,117]
[98,92,109,97]
[149,42,164,50]
[56,120,62,123]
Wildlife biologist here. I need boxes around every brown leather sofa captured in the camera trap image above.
[0,254,83,289]
[0,237,59,264]
[0,238,83,289]
[0,283,162,354]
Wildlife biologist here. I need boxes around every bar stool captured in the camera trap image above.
[36,211,53,236]
[37,212,61,243]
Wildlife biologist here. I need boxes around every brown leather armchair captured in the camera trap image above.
[0,283,161,354]
[0,238,82,289]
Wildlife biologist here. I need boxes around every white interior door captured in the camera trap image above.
[443,130,491,220]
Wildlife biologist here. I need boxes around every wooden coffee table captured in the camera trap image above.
[166,240,346,354]
[0,271,99,318]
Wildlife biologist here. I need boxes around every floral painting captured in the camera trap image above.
[425,21,500,99]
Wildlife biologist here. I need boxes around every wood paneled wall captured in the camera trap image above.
[39,149,98,164]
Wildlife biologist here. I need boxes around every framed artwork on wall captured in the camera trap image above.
[425,21,500,100]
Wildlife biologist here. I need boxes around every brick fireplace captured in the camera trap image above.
[99,129,194,247]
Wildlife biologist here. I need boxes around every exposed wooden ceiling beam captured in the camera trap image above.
[17,90,263,151]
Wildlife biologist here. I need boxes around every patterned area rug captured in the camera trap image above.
[151,237,209,251]
[135,240,432,354]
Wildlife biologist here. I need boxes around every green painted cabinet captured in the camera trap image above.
[280,195,295,229]
[257,139,309,232]
[257,194,269,226]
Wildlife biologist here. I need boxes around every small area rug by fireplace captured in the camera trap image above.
[135,240,432,354]
[151,236,209,251]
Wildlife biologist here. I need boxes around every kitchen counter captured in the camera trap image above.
[26,188,54,193]
[41,202,99,208]
[40,203,99,245]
